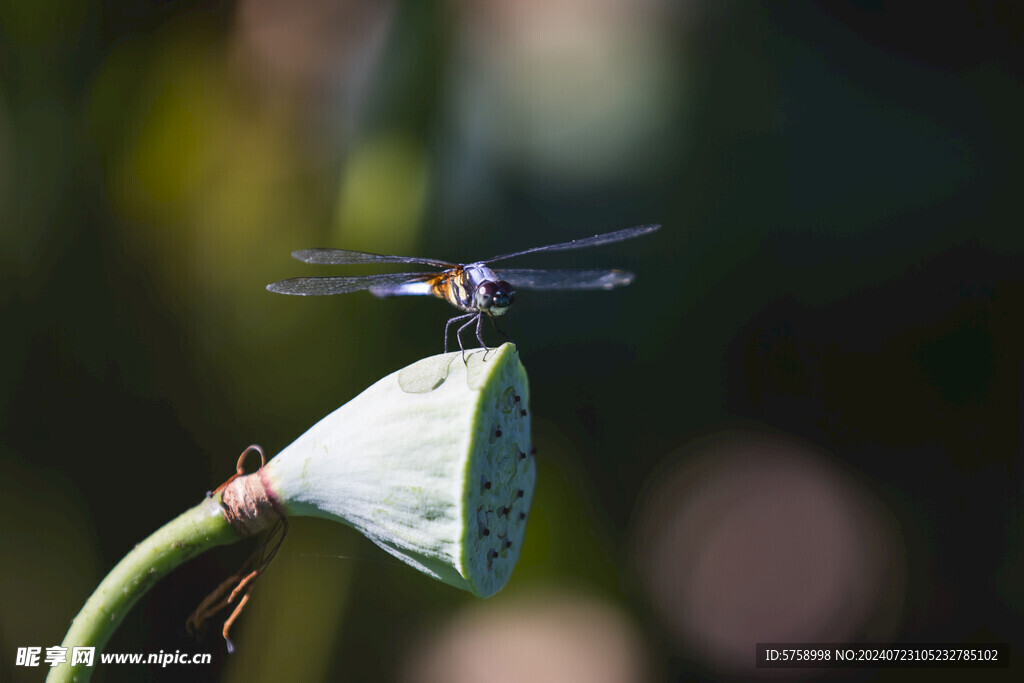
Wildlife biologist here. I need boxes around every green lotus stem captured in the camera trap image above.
[46,497,238,682]
[48,344,534,682]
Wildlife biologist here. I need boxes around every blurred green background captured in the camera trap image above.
[2,1,1022,681]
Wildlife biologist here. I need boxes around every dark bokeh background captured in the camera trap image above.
[2,1,1022,681]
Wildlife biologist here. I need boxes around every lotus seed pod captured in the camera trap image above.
[264,343,535,597]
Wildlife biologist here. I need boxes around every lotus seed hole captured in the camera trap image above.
[502,386,517,413]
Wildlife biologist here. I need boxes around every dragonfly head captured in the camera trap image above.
[476,280,515,316]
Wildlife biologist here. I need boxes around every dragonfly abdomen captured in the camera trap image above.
[370,280,433,299]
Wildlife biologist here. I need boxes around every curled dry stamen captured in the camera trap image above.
[188,446,287,652]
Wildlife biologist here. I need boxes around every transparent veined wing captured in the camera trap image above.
[483,224,660,264]
[266,272,434,296]
[292,248,455,269]
[494,268,636,291]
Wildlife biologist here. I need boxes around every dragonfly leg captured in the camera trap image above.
[456,313,481,363]
[475,314,487,349]
[444,313,475,353]
[485,315,516,352]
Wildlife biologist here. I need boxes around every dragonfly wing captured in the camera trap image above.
[495,268,636,291]
[483,224,660,263]
[267,272,434,296]
[292,248,454,269]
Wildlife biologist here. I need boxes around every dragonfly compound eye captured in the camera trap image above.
[476,281,498,309]
[480,281,513,316]
[494,281,515,308]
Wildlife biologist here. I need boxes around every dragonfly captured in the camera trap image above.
[267,223,660,355]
